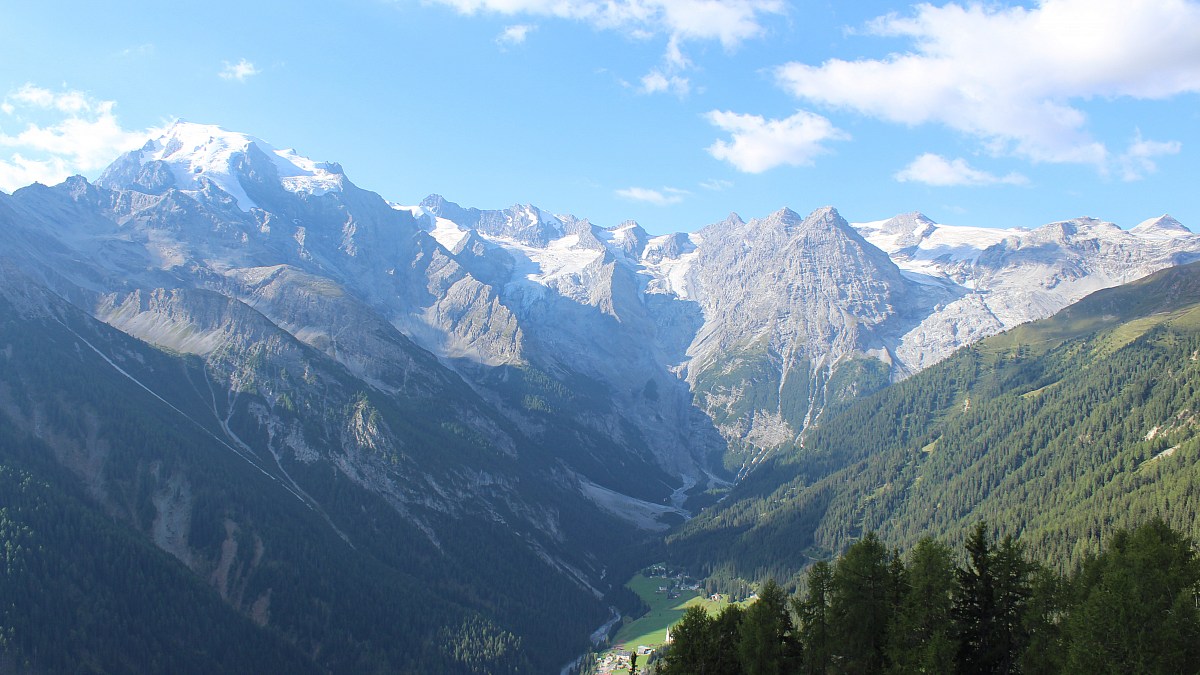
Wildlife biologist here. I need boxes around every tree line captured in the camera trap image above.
[652,519,1200,674]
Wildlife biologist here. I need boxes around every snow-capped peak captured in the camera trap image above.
[110,121,345,211]
[1132,214,1191,238]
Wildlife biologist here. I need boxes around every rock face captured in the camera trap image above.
[412,197,1200,465]
[857,212,1200,372]
[11,121,1200,488]
[681,208,934,459]
[6,120,1200,664]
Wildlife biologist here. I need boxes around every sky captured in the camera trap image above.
[1,0,1198,234]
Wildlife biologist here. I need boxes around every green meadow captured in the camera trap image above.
[594,572,740,673]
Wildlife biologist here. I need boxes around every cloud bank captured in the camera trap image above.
[895,153,1028,187]
[0,85,156,193]
[705,109,848,173]
[775,0,1199,168]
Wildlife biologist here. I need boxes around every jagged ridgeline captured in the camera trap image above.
[2,119,1200,673]
[667,261,1200,586]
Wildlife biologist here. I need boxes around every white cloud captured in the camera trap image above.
[700,178,733,191]
[1118,131,1182,181]
[705,109,848,173]
[496,23,536,46]
[0,154,71,193]
[775,0,1200,167]
[422,0,782,90]
[636,34,695,96]
[417,0,783,99]
[616,186,689,205]
[894,153,1028,187]
[0,85,157,192]
[219,58,260,82]
[663,35,690,70]
[640,70,689,96]
[428,0,783,47]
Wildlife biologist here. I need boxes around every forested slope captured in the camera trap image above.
[0,267,597,673]
[667,261,1200,586]
[0,445,319,674]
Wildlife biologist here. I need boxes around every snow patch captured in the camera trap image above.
[135,121,344,211]
[488,231,604,301]
[1132,215,1191,239]
[270,147,344,197]
[428,217,469,251]
[641,233,701,299]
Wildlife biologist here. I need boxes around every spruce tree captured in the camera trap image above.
[658,605,713,675]
[1063,518,1200,673]
[795,560,832,675]
[953,522,1032,674]
[887,537,956,673]
[738,579,794,675]
[829,532,898,674]
[710,604,746,675]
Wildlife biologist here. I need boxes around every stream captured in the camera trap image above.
[560,606,622,675]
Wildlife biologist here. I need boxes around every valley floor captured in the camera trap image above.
[584,568,738,674]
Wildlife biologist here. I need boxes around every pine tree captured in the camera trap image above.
[887,537,955,673]
[710,604,746,675]
[829,532,898,674]
[738,579,794,675]
[795,560,832,675]
[1019,567,1066,675]
[953,522,1032,674]
[658,605,713,675]
[1063,518,1200,673]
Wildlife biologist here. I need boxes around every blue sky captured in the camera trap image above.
[1,0,1197,233]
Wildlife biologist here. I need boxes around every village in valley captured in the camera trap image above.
[585,565,745,675]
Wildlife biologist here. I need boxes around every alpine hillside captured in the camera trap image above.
[666,260,1200,589]
[1,120,1198,672]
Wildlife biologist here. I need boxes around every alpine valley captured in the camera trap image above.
[2,122,1199,673]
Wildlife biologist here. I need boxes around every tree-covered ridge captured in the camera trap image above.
[666,261,1200,587]
[651,520,1200,674]
[0,459,318,674]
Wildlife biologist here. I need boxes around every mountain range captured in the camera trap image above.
[1,120,1198,672]
[667,259,1200,590]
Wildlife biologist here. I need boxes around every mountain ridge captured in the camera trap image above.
[8,119,1200,475]
[665,260,1200,587]
[4,119,1200,671]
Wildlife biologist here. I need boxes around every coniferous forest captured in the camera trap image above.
[651,519,1200,675]
[667,262,1200,590]
[642,263,1200,674]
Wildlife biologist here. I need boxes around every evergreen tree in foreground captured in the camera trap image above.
[829,532,899,674]
[952,522,1033,675]
[710,604,747,675]
[794,560,832,675]
[657,519,1200,674]
[660,606,713,674]
[737,579,797,675]
[657,604,744,675]
[1064,518,1200,674]
[887,537,956,674]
